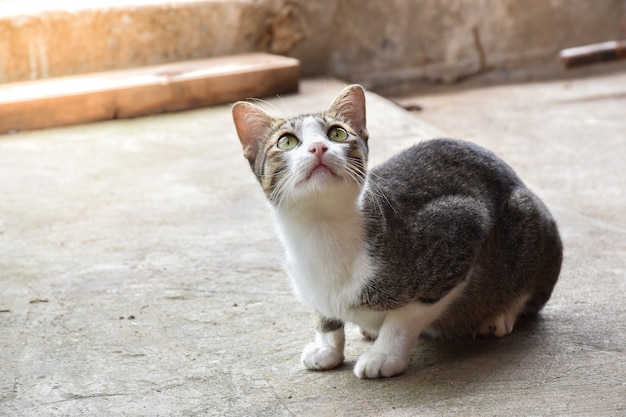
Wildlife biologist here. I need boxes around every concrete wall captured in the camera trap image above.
[1,0,625,88]
[290,0,626,86]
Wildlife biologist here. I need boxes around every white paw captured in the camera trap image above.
[359,327,378,341]
[353,351,408,379]
[301,343,344,370]
[479,312,516,337]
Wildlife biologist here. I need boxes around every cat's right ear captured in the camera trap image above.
[232,102,276,162]
[328,84,368,140]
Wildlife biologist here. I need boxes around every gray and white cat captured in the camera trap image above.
[232,85,562,379]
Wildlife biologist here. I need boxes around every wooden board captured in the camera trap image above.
[0,53,300,134]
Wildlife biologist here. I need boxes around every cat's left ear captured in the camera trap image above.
[232,102,277,162]
[328,84,368,140]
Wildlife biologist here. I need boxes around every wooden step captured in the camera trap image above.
[0,53,300,134]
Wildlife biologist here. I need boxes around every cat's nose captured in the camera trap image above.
[308,142,328,160]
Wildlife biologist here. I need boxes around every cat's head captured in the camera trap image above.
[232,85,369,208]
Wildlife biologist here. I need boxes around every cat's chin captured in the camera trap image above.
[288,167,360,206]
[308,164,333,178]
[297,164,338,187]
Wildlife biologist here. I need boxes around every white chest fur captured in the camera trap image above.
[272,204,383,330]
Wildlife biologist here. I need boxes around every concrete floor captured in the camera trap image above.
[1,75,625,416]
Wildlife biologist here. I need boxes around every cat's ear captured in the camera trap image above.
[232,102,277,162]
[328,84,368,139]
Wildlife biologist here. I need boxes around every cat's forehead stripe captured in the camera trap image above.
[279,119,297,130]
[301,115,326,139]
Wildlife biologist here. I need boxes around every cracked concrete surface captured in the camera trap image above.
[1,76,625,416]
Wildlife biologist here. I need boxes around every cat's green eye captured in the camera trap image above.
[328,126,348,142]
[277,134,299,150]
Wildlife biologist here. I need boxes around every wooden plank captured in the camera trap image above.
[559,40,626,68]
[0,53,300,134]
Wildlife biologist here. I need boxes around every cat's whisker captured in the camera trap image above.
[247,98,288,121]
[365,173,397,215]
[272,94,290,120]
[345,167,367,188]
[273,171,301,209]
[341,159,382,210]
[280,176,299,208]
[269,173,292,207]
[339,164,364,188]
[363,185,387,219]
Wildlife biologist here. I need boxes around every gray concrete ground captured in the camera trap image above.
[1,75,625,416]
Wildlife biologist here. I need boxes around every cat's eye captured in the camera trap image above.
[328,126,348,142]
[277,134,299,150]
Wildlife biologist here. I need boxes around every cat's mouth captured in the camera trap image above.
[303,163,336,182]
[310,164,333,177]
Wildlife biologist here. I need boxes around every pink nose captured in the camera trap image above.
[309,142,328,160]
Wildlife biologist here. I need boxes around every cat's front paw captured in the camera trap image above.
[353,351,408,379]
[301,343,344,371]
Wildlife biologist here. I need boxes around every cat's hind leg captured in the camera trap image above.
[359,327,378,341]
[478,293,530,337]
[301,314,345,371]
[478,312,516,337]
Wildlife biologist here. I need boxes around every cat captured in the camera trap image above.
[231,85,562,379]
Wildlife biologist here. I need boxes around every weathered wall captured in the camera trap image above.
[1,0,625,88]
[0,1,279,83]
[287,0,626,86]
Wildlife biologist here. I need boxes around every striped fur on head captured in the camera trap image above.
[232,85,370,206]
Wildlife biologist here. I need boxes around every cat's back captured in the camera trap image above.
[371,139,522,205]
